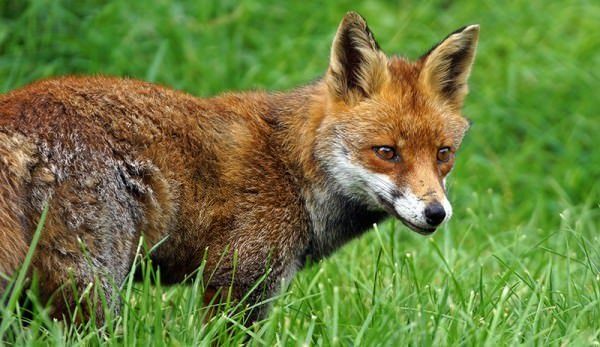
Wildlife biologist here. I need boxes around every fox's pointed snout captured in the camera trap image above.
[424,202,446,227]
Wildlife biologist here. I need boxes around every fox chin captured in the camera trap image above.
[0,11,478,323]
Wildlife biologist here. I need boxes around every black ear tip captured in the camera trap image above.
[447,24,480,38]
[456,25,480,39]
[463,24,480,33]
[342,11,367,26]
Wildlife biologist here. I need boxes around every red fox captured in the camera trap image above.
[0,12,478,322]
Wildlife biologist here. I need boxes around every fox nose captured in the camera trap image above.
[424,202,446,227]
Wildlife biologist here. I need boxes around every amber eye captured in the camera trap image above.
[373,146,399,162]
[437,147,453,163]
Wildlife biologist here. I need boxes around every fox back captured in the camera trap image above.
[0,12,478,322]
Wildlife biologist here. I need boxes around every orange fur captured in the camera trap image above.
[0,12,478,322]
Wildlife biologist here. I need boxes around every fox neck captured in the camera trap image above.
[269,82,388,261]
[301,187,388,261]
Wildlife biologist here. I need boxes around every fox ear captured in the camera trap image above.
[420,25,479,109]
[327,12,388,104]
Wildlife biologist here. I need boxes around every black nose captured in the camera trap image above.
[424,202,446,227]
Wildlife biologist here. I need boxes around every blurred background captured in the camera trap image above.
[0,0,598,344]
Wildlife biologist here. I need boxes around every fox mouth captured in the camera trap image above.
[376,197,437,235]
[397,218,436,235]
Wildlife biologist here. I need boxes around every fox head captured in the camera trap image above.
[315,12,479,235]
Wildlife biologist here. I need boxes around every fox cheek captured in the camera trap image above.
[439,164,454,179]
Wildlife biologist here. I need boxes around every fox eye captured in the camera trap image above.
[437,147,453,163]
[373,146,399,162]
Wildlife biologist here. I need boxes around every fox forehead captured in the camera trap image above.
[384,57,469,143]
[336,60,469,151]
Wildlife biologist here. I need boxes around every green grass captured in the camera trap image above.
[1,0,599,345]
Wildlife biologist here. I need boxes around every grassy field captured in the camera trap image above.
[1,0,599,345]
